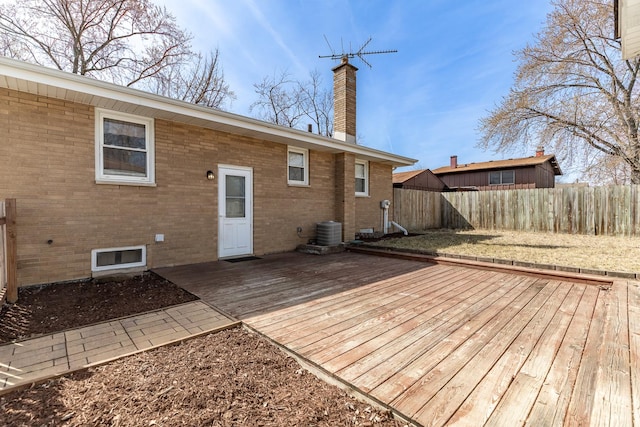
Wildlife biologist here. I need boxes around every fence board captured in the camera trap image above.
[629,186,640,236]
[0,199,17,303]
[0,200,5,303]
[394,185,640,237]
[393,188,441,231]
[5,199,17,303]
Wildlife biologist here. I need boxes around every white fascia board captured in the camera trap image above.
[0,57,417,167]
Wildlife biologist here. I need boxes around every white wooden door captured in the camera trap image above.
[218,165,253,258]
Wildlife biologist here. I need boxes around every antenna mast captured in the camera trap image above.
[319,36,397,68]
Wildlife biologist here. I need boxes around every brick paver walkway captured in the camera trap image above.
[0,301,237,392]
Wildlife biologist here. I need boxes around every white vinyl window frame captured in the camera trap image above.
[91,245,147,272]
[287,146,309,186]
[95,109,155,186]
[355,159,369,197]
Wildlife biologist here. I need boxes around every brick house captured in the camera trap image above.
[0,57,415,287]
[432,150,562,191]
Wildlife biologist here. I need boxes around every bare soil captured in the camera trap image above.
[0,275,405,427]
[368,229,640,274]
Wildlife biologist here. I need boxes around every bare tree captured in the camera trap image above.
[250,71,305,128]
[583,152,632,184]
[250,70,333,136]
[298,70,333,137]
[0,0,234,109]
[149,50,234,109]
[479,0,640,184]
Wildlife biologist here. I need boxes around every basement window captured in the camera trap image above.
[91,245,146,272]
[355,160,369,196]
[95,109,155,185]
[489,170,515,185]
[287,147,309,186]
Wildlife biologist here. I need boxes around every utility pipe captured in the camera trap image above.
[391,221,409,236]
[380,200,391,234]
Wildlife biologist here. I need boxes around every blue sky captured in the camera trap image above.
[160,0,556,175]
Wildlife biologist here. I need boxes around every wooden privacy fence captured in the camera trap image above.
[393,185,640,236]
[0,199,17,303]
[393,188,442,231]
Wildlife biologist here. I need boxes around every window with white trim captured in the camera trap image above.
[96,109,155,185]
[489,170,515,185]
[91,245,146,272]
[287,146,309,186]
[355,159,369,196]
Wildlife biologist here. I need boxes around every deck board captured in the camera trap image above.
[259,266,463,344]
[311,270,501,369]
[247,263,442,329]
[523,285,599,427]
[369,278,552,409]
[231,261,424,317]
[420,282,577,426]
[283,268,479,351]
[154,251,636,427]
[336,275,532,389]
[589,281,632,427]
[389,280,564,421]
[478,284,585,427]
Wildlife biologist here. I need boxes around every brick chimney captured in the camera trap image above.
[450,155,458,169]
[332,56,358,144]
[535,146,545,157]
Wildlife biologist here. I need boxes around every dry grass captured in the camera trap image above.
[370,229,640,274]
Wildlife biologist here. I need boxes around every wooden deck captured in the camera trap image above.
[155,251,640,427]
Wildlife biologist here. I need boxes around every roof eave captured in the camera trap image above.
[547,156,563,175]
[433,156,563,176]
[0,57,416,167]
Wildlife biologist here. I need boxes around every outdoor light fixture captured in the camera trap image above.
[206,170,215,180]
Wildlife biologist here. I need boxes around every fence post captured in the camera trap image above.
[5,198,17,303]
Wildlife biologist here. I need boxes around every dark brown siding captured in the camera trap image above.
[535,162,556,188]
[394,170,446,192]
[437,164,556,191]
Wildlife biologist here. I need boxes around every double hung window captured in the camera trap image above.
[287,147,309,186]
[96,110,155,185]
[355,160,369,196]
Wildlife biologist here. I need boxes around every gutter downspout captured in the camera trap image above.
[391,221,409,236]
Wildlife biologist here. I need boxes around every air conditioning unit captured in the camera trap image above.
[316,221,342,246]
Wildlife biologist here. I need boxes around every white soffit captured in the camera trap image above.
[620,0,640,60]
[0,57,416,167]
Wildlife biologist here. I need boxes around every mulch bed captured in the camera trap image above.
[1,328,403,426]
[0,273,198,343]
[0,275,406,426]
[356,232,421,243]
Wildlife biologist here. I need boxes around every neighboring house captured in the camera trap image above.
[431,149,562,191]
[0,57,415,287]
[392,169,447,192]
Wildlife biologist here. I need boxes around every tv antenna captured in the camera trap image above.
[319,36,397,68]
